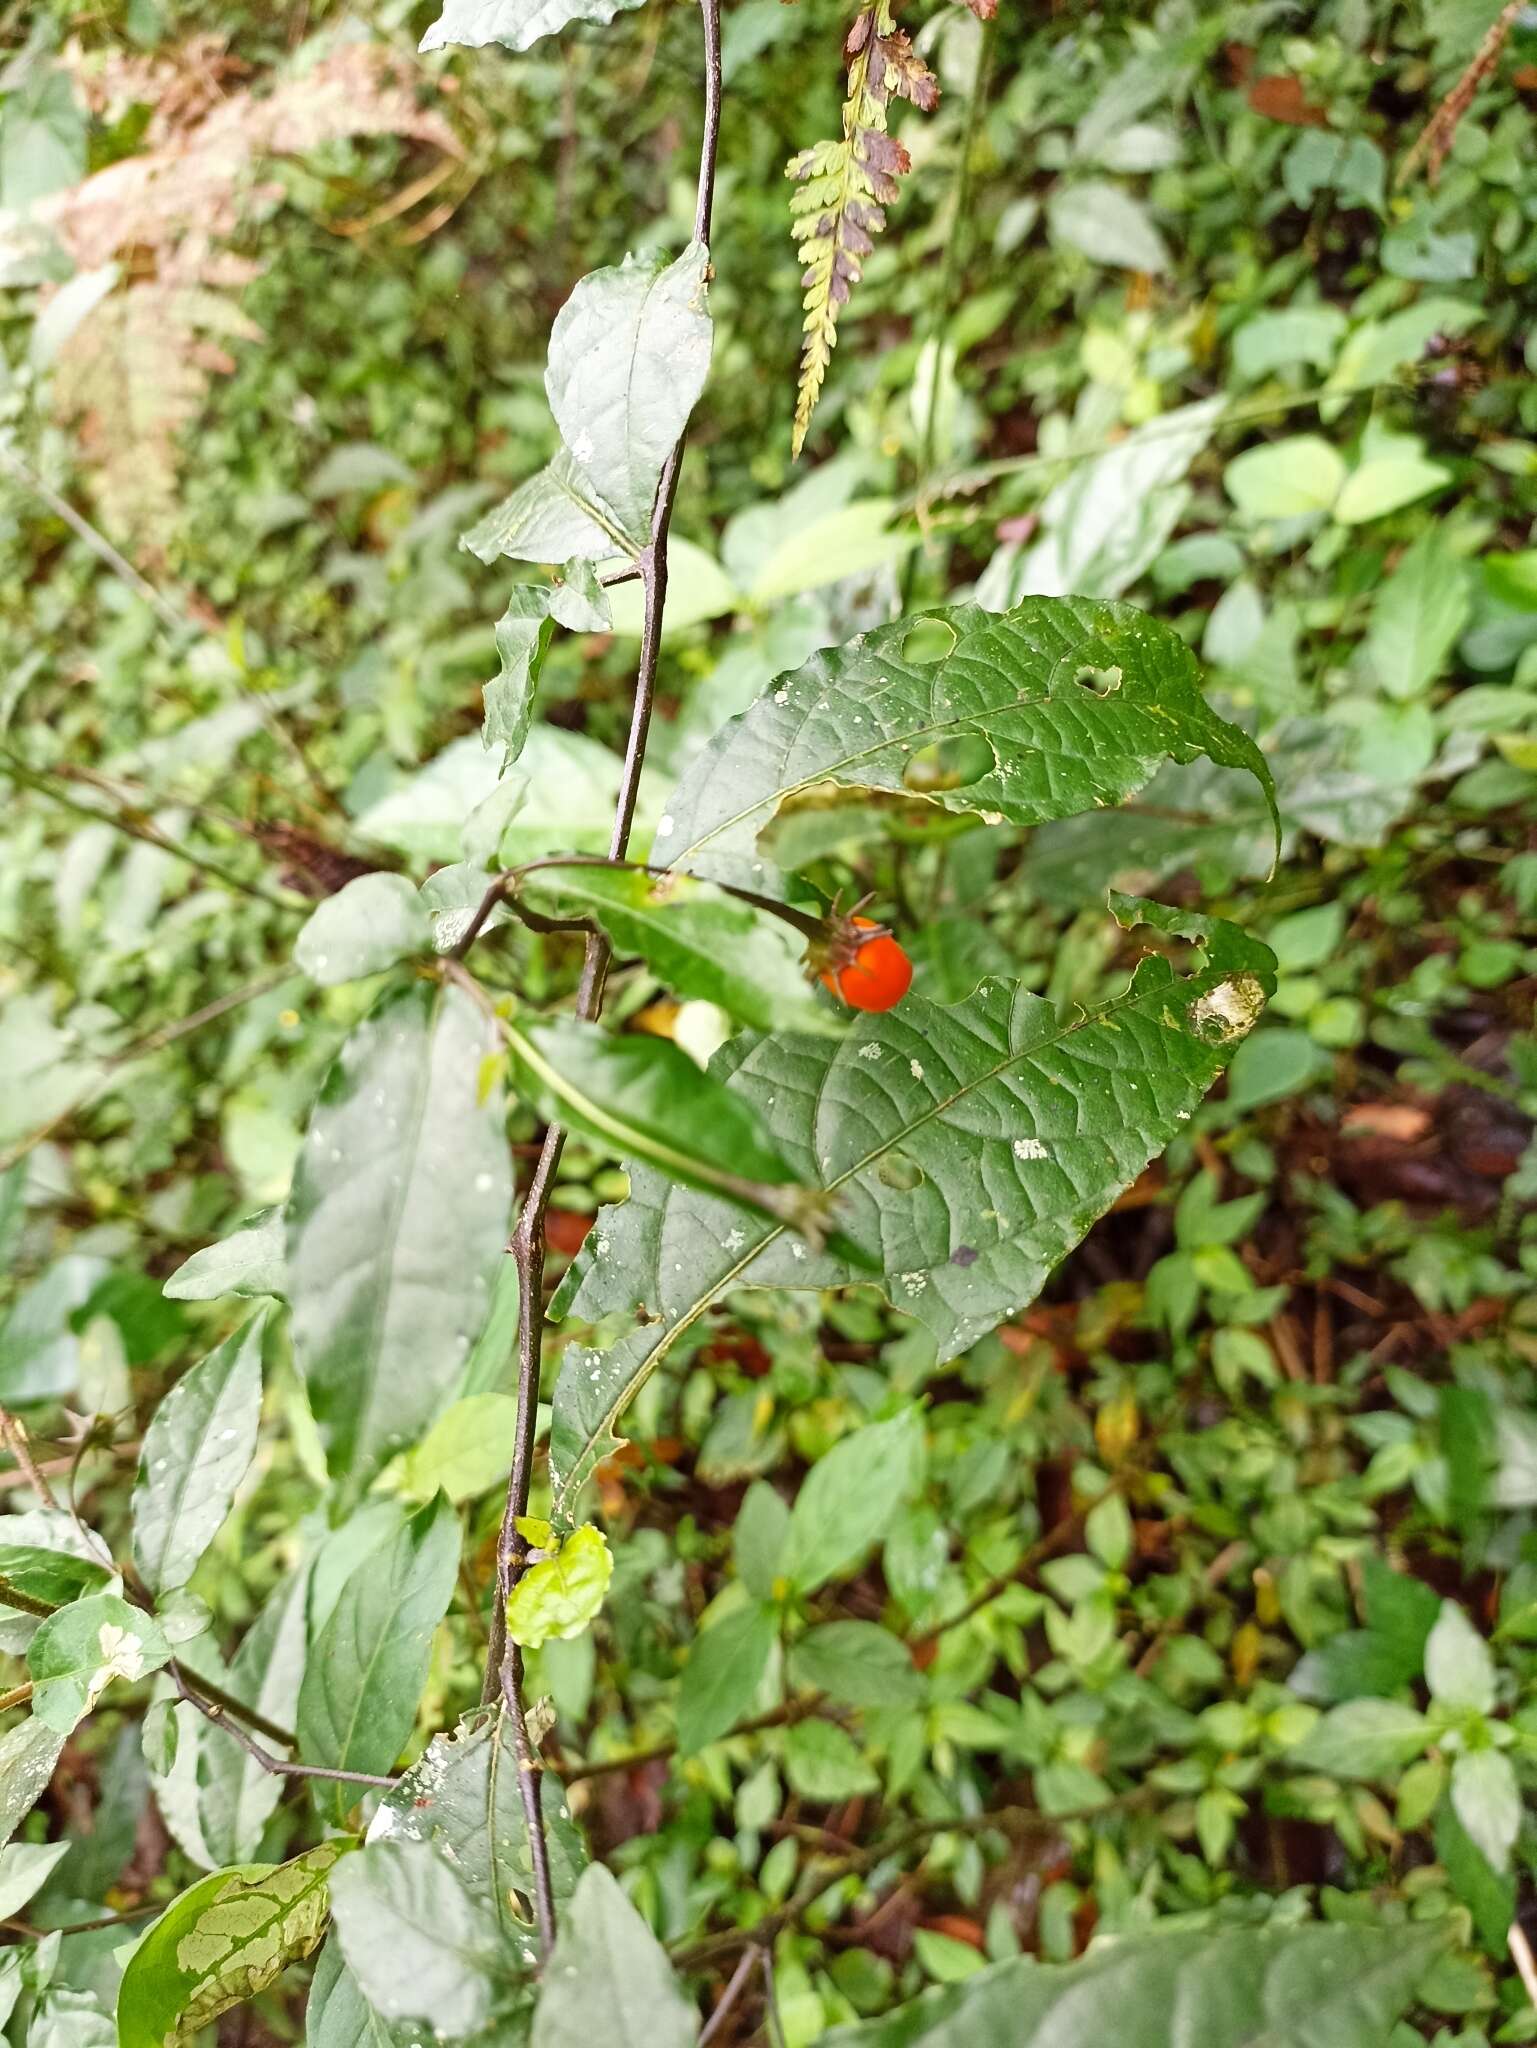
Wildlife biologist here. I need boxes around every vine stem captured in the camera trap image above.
[900,14,993,611]
[484,0,724,1965]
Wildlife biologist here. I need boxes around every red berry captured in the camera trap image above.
[819,915,913,1012]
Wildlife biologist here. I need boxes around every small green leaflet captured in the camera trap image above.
[368,1708,587,1974]
[484,569,609,770]
[117,1842,348,2048]
[421,0,645,56]
[163,1209,285,1303]
[517,862,835,1034]
[0,1541,111,1610]
[822,1920,1449,2047]
[285,981,513,1496]
[132,1312,265,1599]
[650,596,1279,890]
[295,1496,460,1823]
[28,1594,170,1734]
[294,876,432,987]
[548,905,1273,1518]
[465,245,712,566]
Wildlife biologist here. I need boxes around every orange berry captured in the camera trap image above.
[819,915,913,1012]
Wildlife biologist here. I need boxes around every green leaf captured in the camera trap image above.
[789,1621,923,1706]
[677,1599,777,1755]
[549,908,1272,1519]
[421,0,645,56]
[1287,1698,1432,1779]
[294,877,432,987]
[369,1708,586,1974]
[505,1524,613,1650]
[0,1541,111,1610]
[0,1716,64,1849]
[132,1314,265,1599]
[295,1496,460,1822]
[397,1394,521,1504]
[305,1939,401,2048]
[163,1211,285,1303]
[733,1480,791,1600]
[329,1840,507,2041]
[1335,449,1451,526]
[200,1566,312,1865]
[285,980,513,1495]
[518,864,834,1035]
[485,589,554,769]
[116,1843,346,2048]
[784,1718,879,1800]
[785,1412,923,1594]
[650,598,1277,891]
[1435,1799,1515,1951]
[1451,1749,1520,1873]
[1225,436,1346,520]
[466,245,711,563]
[1360,528,1470,700]
[531,1864,694,2048]
[823,1920,1449,2047]
[0,1838,69,1920]
[502,1016,822,1230]
[1424,1600,1496,1712]
[28,1594,170,1734]
[1047,180,1170,273]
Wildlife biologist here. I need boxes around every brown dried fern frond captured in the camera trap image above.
[23,39,463,556]
[786,0,937,458]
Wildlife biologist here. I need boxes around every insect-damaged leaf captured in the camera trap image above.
[548,905,1273,1518]
[650,596,1278,890]
[421,0,645,57]
[117,1842,348,2048]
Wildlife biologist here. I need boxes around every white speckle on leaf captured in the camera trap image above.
[909,1059,924,1080]
[899,1271,928,1297]
[859,1042,881,1060]
[656,815,673,837]
[1012,1137,1049,1161]
[1190,974,1265,1045]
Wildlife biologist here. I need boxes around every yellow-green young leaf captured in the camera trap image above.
[396,1395,521,1504]
[117,1842,349,2048]
[506,1526,612,1650]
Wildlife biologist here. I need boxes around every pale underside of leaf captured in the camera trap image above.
[420,0,645,56]
[548,913,1272,1517]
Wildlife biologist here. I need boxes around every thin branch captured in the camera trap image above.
[0,1414,58,1511]
[482,0,725,1966]
[699,1944,761,2047]
[1398,0,1523,187]
[0,446,187,638]
[169,1664,394,1789]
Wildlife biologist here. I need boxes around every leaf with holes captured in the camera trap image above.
[117,1843,347,2048]
[367,1709,587,1975]
[649,598,1277,891]
[547,902,1273,1519]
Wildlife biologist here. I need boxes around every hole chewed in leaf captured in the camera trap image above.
[903,732,993,794]
[1074,663,1123,697]
[901,615,959,665]
[1190,973,1266,1045]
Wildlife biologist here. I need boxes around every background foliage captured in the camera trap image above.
[2,0,1537,2042]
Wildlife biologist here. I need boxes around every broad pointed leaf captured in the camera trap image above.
[132,1313,265,1599]
[296,1497,460,1823]
[548,906,1272,1517]
[650,597,1278,889]
[465,246,712,566]
[367,1709,587,1973]
[531,1865,694,2048]
[421,0,645,56]
[330,1840,507,2041]
[116,1843,347,2048]
[823,1920,1448,2047]
[519,863,835,1034]
[163,1210,285,1303]
[285,981,512,1495]
[294,876,432,988]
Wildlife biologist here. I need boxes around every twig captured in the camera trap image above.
[1510,1923,1537,2012]
[481,0,725,1967]
[0,446,186,638]
[0,1414,58,1510]
[1398,0,1524,186]
[670,1790,1153,1970]
[169,1664,394,1789]
[0,1684,33,1715]
[700,1945,760,2046]
[2,1900,160,1940]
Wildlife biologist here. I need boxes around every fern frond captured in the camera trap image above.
[786,0,937,458]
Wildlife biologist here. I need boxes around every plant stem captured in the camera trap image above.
[901,17,993,610]
[169,1664,394,1788]
[483,0,724,1965]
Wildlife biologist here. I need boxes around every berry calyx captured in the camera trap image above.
[817,913,913,1012]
